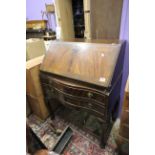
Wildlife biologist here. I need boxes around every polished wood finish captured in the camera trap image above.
[40,40,125,147]
[40,77,107,120]
[40,41,122,87]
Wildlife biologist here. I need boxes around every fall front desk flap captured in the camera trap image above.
[40,41,122,88]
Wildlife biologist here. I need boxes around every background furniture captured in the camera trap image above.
[26,20,56,40]
[43,34,56,41]
[72,0,85,38]
[54,0,75,40]
[120,78,129,141]
[54,0,123,40]
[26,29,56,40]
[26,20,47,30]
[26,39,46,61]
[39,40,125,147]
[90,0,123,39]
[26,55,49,120]
[26,20,47,39]
[45,4,55,31]
[26,98,32,117]
[26,29,45,39]
[117,78,129,155]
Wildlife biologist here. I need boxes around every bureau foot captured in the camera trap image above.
[100,131,107,148]
[100,120,114,149]
[100,141,106,148]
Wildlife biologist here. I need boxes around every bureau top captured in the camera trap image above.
[40,40,123,87]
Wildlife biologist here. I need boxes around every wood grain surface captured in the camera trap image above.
[40,40,124,147]
[90,0,123,39]
[40,41,122,87]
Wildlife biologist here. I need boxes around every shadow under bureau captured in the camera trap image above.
[39,40,125,147]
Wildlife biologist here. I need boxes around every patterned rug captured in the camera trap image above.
[27,108,120,155]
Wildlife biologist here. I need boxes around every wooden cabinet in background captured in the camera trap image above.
[26,39,46,61]
[54,0,123,40]
[90,0,123,39]
[26,20,47,30]
[54,0,75,40]
[120,78,129,140]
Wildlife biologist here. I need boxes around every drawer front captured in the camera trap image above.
[41,83,106,120]
[40,76,107,106]
[62,85,105,104]
[63,96,106,119]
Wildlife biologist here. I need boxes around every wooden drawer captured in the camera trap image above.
[40,76,106,106]
[62,84,105,104]
[41,83,106,120]
[63,96,106,119]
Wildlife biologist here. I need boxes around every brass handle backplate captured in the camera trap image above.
[87,92,93,98]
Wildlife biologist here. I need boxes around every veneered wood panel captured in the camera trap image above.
[90,0,123,39]
[40,41,122,87]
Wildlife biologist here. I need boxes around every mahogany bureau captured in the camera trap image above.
[39,40,125,147]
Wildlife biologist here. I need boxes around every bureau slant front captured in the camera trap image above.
[40,40,125,147]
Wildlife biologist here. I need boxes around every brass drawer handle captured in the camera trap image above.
[87,92,93,98]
